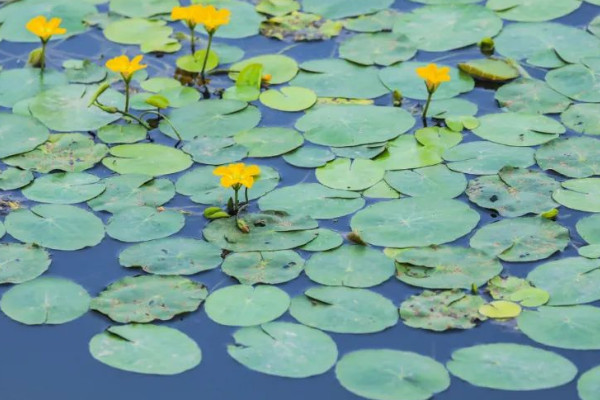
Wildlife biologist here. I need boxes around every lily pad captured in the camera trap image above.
[0,168,34,190]
[300,229,343,252]
[0,244,50,285]
[259,86,317,112]
[486,0,580,22]
[554,178,600,212]
[478,300,521,319]
[578,365,600,400]
[205,284,290,326]
[0,68,67,107]
[102,144,192,176]
[374,135,442,171]
[495,79,571,114]
[486,276,535,300]
[22,172,106,204]
[0,277,90,325]
[63,59,107,84]
[302,0,393,19]
[106,206,184,243]
[222,251,304,285]
[561,104,600,135]
[536,137,600,178]
[385,165,466,198]
[458,59,520,81]
[230,55,298,84]
[316,158,384,191]
[97,123,147,144]
[110,0,178,17]
[194,0,263,39]
[546,59,600,102]
[89,324,201,375]
[343,9,400,32]
[283,146,335,168]
[472,112,565,146]
[182,136,247,165]
[339,32,416,66]
[228,322,337,378]
[0,113,49,159]
[260,12,342,41]
[234,128,303,157]
[443,141,535,175]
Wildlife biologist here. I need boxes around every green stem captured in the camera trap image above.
[140,110,183,147]
[233,187,239,213]
[190,26,196,55]
[40,40,47,73]
[200,32,214,83]
[124,78,131,113]
[422,90,433,122]
[244,187,249,205]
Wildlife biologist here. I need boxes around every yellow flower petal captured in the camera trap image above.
[416,63,451,93]
[26,15,67,41]
[105,55,147,80]
[244,165,260,176]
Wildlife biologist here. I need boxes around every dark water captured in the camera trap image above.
[0,1,598,399]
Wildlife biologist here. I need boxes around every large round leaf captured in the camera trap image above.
[339,32,416,66]
[578,365,600,400]
[228,322,338,378]
[495,78,571,114]
[316,158,384,191]
[536,137,600,178]
[234,128,303,157]
[373,135,442,171]
[102,144,192,176]
[472,112,565,146]
[89,324,201,375]
[554,179,600,213]
[561,103,600,135]
[302,0,393,19]
[22,172,106,204]
[259,87,317,112]
[221,251,304,285]
[385,165,466,198]
[0,68,67,107]
[0,244,50,285]
[0,113,49,158]
[0,167,33,190]
[182,136,247,165]
[350,198,480,248]
[110,0,178,17]
[443,141,535,175]
[546,59,600,102]
[230,55,297,84]
[486,0,580,22]
[0,277,90,325]
[106,206,184,242]
[5,204,104,251]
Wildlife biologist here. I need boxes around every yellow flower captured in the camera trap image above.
[105,55,147,80]
[416,63,451,93]
[26,16,66,42]
[213,163,260,189]
[262,74,272,83]
[199,5,231,34]
[171,5,205,28]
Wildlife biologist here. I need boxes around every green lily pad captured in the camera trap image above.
[374,136,442,171]
[536,137,600,178]
[0,244,50,285]
[283,146,335,168]
[106,206,184,243]
[395,246,503,289]
[518,306,600,350]
[88,174,175,214]
[0,168,34,190]
[258,183,365,219]
[527,257,600,306]
[182,136,247,165]
[331,143,387,160]
[230,55,297,84]
[228,322,337,378]
[350,198,480,248]
[447,343,577,390]
[473,112,565,146]
[577,214,600,252]
[259,86,317,112]
[89,324,201,375]
[578,365,600,400]
[0,113,49,159]
[22,172,106,204]
[336,349,450,400]
[97,123,148,144]
[486,0,580,22]
[104,18,175,50]
[486,276,536,300]
[203,211,318,252]
[343,9,400,32]
[466,167,559,217]
[5,204,105,251]
[291,59,389,99]
[175,165,279,205]
[234,127,303,157]
[300,229,343,252]
[443,141,535,175]
[256,0,300,16]
[469,216,569,262]
[205,284,290,326]
[194,0,263,39]
[458,58,520,81]
[175,50,219,73]
[380,62,474,100]
[296,105,414,147]
[385,165,467,198]
[110,0,178,17]
[302,0,393,19]
[393,4,502,52]
[553,178,600,212]
[561,104,600,135]
[400,290,486,331]
[316,158,384,191]
[0,68,67,107]
[339,32,416,66]
[222,250,304,285]
[0,277,90,325]
[495,78,571,114]
[63,59,107,84]
[305,245,395,288]
[119,238,222,275]
[290,286,398,334]
[102,144,193,176]
[260,12,342,41]
[546,58,600,102]
[91,275,207,323]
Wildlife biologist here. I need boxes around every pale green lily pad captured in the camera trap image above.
[228,322,337,378]
[443,141,536,175]
[296,105,414,147]
[362,181,400,199]
[259,12,342,41]
[119,238,222,275]
[374,135,440,171]
[336,349,450,400]
[536,137,600,178]
[400,290,486,331]
[0,113,49,158]
[205,284,289,326]
[182,136,247,165]
[330,142,386,160]
[428,99,478,119]
[470,216,569,262]
[102,144,192,176]
[106,206,184,243]
[458,58,520,81]
[63,59,107,84]
[203,211,318,252]
[486,0,580,22]
[380,62,474,100]
[343,9,400,32]
[5,204,104,251]
[194,0,263,39]
[0,68,67,107]
[528,257,600,306]
[393,4,502,52]
[473,112,565,146]
[291,59,389,99]
[97,124,147,144]
[466,167,559,217]
[0,168,33,191]
[300,229,343,252]
[29,84,123,132]
[495,79,571,114]
[88,174,175,214]
[4,134,108,173]
[0,244,50,285]
[385,165,467,198]
[509,287,550,307]
[577,214,600,251]
[553,178,600,212]
[91,275,207,323]
[578,365,600,400]
[316,158,384,191]
[160,100,261,140]
[89,324,201,375]
[396,246,503,289]
[175,50,219,74]
[104,18,174,48]
[131,87,201,109]
[0,277,90,325]
[302,0,393,19]
[222,251,304,285]
[339,32,416,66]
[351,198,480,248]
[447,343,577,390]
[518,306,600,350]
[305,245,394,288]
[176,165,279,205]
[256,0,300,16]
[486,276,535,300]
[290,286,398,334]
[22,172,106,204]
[283,146,334,168]
[259,86,317,112]
[110,0,179,18]
[234,128,303,157]
[258,183,365,219]
[230,55,297,84]
[561,104,600,135]
[546,59,600,102]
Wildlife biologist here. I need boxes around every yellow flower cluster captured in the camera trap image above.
[105,55,147,80]
[171,4,231,33]
[214,163,261,189]
[416,63,451,93]
[26,16,66,42]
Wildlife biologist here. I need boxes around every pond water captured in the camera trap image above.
[0,0,599,399]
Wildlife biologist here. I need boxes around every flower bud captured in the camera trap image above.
[236,218,250,233]
[204,206,230,219]
[541,208,558,220]
[347,231,366,245]
[28,48,43,67]
[145,94,170,109]
[479,37,495,55]
[392,90,403,107]
[88,82,111,107]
